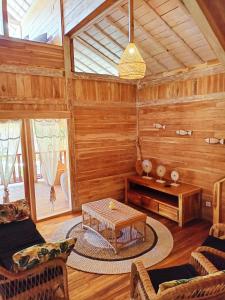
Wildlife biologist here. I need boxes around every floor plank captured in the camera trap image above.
[37,209,211,300]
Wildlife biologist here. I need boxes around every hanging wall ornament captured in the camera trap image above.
[205,138,224,144]
[176,130,192,136]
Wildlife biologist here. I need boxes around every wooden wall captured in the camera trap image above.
[70,79,137,207]
[137,73,225,221]
[21,0,62,45]
[0,37,64,71]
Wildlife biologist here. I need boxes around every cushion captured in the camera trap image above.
[158,270,225,293]
[202,252,225,271]
[148,264,198,293]
[202,235,225,252]
[0,199,30,224]
[0,218,45,270]
[13,238,76,272]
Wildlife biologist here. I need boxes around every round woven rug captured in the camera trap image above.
[52,216,173,274]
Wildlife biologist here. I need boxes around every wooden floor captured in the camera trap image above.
[37,209,211,300]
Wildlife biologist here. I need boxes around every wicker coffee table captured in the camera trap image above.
[82,198,147,254]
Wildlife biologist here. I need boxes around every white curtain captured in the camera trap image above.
[33,119,66,206]
[0,120,22,203]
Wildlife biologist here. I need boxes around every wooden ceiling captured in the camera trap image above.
[7,0,34,23]
[72,0,218,77]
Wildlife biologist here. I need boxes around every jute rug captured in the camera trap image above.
[52,216,173,274]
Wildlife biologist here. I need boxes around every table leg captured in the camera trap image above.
[143,221,146,241]
[114,230,118,254]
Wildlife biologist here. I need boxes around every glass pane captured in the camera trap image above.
[7,0,62,45]
[0,137,25,203]
[32,119,71,220]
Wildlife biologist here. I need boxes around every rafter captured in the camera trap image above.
[105,15,167,73]
[143,0,204,64]
[81,31,121,61]
[75,37,118,71]
[93,23,124,51]
[118,5,185,68]
[75,49,114,75]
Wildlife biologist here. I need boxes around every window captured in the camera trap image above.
[3,0,62,45]
[0,0,3,35]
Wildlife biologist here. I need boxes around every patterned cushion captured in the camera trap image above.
[0,199,30,224]
[13,238,76,272]
[158,270,225,293]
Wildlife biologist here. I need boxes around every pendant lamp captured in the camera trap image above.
[118,0,146,79]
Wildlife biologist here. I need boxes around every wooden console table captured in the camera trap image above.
[125,175,202,227]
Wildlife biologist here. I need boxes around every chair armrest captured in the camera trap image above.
[131,261,157,300]
[209,223,225,239]
[0,258,69,299]
[0,258,67,281]
[157,271,225,300]
[195,245,225,265]
[190,251,218,275]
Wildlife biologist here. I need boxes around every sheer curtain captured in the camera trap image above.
[33,119,66,207]
[0,120,22,203]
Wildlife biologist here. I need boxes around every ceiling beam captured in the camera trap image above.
[75,49,114,75]
[75,37,118,71]
[143,0,204,64]
[67,0,121,37]
[118,5,185,68]
[183,0,225,66]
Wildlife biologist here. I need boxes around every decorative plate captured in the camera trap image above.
[142,160,152,174]
[156,165,166,178]
[171,170,179,182]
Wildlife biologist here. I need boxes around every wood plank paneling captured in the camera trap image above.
[0,37,64,70]
[0,72,66,111]
[71,79,137,207]
[137,73,225,221]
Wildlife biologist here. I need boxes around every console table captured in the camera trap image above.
[125,175,202,227]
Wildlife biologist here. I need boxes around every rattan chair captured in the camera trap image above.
[130,251,225,300]
[196,223,225,271]
[0,258,69,300]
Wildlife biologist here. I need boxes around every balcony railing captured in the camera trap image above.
[0,151,66,185]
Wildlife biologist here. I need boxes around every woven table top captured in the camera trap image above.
[82,198,147,230]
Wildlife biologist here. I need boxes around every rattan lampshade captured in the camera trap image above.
[118,43,146,79]
[118,0,146,80]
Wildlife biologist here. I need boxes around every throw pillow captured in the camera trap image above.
[158,270,225,293]
[13,238,76,272]
[0,199,30,224]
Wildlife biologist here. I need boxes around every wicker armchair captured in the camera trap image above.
[195,223,225,271]
[209,223,225,239]
[0,258,69,300]
[130,251,225,300]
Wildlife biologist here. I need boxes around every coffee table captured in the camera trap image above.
[82,198,147,254]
